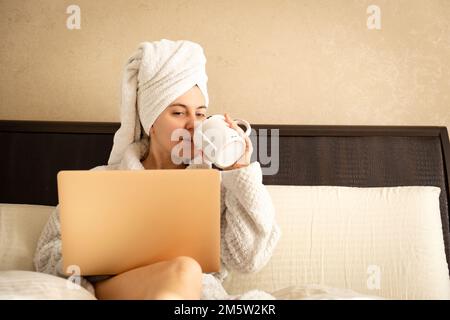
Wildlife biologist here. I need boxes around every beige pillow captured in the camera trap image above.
[0,270,96,300]
[0,203,54,271]
[222,186,450,300]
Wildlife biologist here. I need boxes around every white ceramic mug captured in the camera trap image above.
[193,114,251,168]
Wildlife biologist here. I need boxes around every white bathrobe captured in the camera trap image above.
[33,140,281,300]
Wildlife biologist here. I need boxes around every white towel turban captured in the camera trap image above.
[108,39,209,165]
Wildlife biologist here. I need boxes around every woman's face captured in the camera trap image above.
[149,85,207,160]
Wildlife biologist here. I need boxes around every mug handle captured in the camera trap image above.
[233,119,251,137]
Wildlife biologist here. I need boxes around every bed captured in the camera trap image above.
[1,120,449,299]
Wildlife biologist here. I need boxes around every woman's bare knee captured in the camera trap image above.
[167,256,202,276]
[158,256,203,299]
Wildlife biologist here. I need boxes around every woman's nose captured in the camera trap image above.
[185,113,197,130]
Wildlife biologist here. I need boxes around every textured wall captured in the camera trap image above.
[0,0,449,131]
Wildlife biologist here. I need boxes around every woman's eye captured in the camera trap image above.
[173,112,205,117]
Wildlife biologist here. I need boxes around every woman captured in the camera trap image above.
[34,39,281,300]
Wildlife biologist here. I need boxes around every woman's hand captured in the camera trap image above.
[222,113,253,171]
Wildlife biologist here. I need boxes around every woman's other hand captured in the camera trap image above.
[222,113,253,170]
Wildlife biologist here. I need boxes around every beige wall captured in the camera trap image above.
[0,0,449,131]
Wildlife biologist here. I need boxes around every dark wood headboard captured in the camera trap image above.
[1,120,449,273]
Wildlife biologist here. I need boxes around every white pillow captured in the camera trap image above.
[0,203,54,271]
[0,271,96,300]
[222,186,450,300]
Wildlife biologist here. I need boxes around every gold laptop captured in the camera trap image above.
[57,169,221,276]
